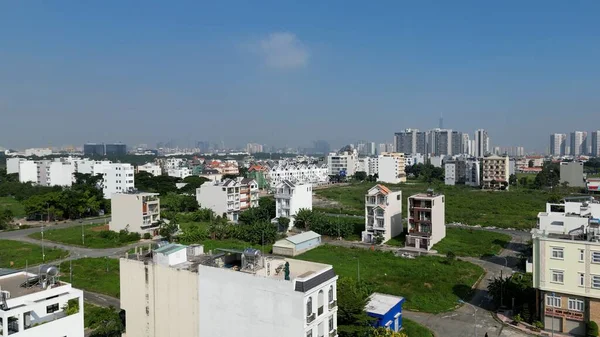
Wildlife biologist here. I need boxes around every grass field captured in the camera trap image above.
[297,245,484,313]
[58,258,120,298]
[0,196,25,218]
[315,181,552,229]
[197,239,274,253]
[0,240,69,268]
[403,318,434,337]
[432,228,511,257]
[29,224,140,248]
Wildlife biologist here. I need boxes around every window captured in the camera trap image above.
[329,315,334,332]
[580,250,585,262]
[328,286,334,303]
[580,273,585,287]
[551,270,564,284]
[551,247,564,259]
[46,303,60,313]
[592,251,600,263]
[306,330,313,337]
[546,294,561,308]
[397,195,400,200]
[568,298,584,312]
[592,275,600,289]
[306,297,313,316]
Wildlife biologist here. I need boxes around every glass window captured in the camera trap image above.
[593,252,600,263]
[46,303,59,313]
[580,273,585,287]
[551,247,564,259]
[592,275,600,289]
[580,250,585,262]
[568,298,584,312]
[552,270,564,284]
[328,286,334,303]
[306,297,313,316]
[329,315,334,332]
[546,294,561,308]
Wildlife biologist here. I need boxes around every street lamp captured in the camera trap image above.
[458,300,477,337]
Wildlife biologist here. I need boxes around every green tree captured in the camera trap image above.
[519,176,529,187]
[161,193,199,212]
[587,321,599,337]
[509,174,517,186]
[354,171,367,181]
[62,298,80,315]
[337,278,375,337]
[294,208,315,230]
[87,306,124,337]
[158,220,180,242]
[277,217,290,232]
[179,176,209,194]
[370,328,408,337]
[0,209,14,230]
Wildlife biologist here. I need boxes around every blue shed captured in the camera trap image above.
[365,293,405,332]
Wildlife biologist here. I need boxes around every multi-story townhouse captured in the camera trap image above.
[0,267,84,337]
[196,178,259,222]
[120,245,338,337]
[362,185,402,244]
[481,155,510,190]
[405,190,446,251]
[136,163,162,176]
[247,164,269,189]
[376,152,406,184]
[109,192,161,235]
[274,180,313,230]
[327,150,358,176]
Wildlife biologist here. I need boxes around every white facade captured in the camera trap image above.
[550,133,567,156]
[6,158,24,174]
[168,167,192,179]
[475,129,489,158]
[23,148,53,157]
[327,150,358,176]
[274,180,313,229]
[102,163,135,199]
[444,162,457,185]
[137,163,162,176]
[18,161,38,184]
[362,185,403,244]
[570,131,588,156]
[405,154,425,167]
[110,192,160,235]
[376,153,406,184]
[267,164,329,187]
[120,249,338,337]
[406,191,446,251]
[356,157,372,176]
[0,271,84,337]
[591,131,600,157]
[17,160,74,187]
[196,178,259,222]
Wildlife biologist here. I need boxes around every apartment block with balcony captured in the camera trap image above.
[482,155,510,190]
[0,268,84,337]
[196,178,259,222]
[101,163,135,199]
[362,185,402,244]
[274,180,313,230]
[109,191,161,235]
[406,190,445,251]
[120,245,338,337]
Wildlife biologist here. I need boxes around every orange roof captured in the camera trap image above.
[248,165,267,172]
[376,184,391,195]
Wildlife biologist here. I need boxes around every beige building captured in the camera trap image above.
[406,190,446,251]
[109,192,160,235]
[195,178,259,222]
[481,155,510,190]
[376,152,407,184]
[120,245,338,337]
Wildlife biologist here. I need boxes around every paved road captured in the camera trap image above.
[84,290,120,308]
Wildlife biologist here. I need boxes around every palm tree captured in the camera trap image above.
[294,209,314,230]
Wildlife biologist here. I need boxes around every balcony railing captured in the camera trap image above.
[328,300,337,310]
[307,313,316,324]
[408,230,431,237]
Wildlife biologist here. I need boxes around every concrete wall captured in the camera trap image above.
[6,158,22,174]
[385,191,403,242]
[289,184,313,228]
[120,258,199,337]
[196,184,228,217]
[430,195,446,247]
[377,156,401,184]
[18,161,38,183]
[110,194,142,233]
[560,162,585,188]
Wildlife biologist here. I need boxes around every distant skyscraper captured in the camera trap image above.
[462,133,471,155]
[570,131,588,156]
[83,143,126,156]
[196,141,210,153]
[246,143,263,154]
[474,129,489,158]
[368,142,376,156]
[313,140,331,155]
[394,129,423,154]
[591,131,600,157]
[549,133,567,156]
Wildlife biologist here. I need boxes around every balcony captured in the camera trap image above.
[318,306,324,316]
[329,329,338,337]
[307,313,316,324]
[328,300,337,310]
[408,230,431,237]
[275,193,291,199]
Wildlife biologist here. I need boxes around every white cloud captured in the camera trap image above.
[253,32,309,69]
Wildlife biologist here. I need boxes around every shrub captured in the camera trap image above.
[588,321,599,337]
[532,321,544,329]
[143,233,152,240]
[513,313,522,323]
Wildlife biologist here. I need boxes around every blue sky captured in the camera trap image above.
[1,1,599,152]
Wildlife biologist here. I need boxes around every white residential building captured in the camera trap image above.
[274,180,313,230]
[481,155,510,190]
[362,185,402,244]
[164,158,187,171]
[267,164,329,187]
[327,150,358,177]
[356,157,372,176]
[376,153,406,184]
[550,133,567,156]
[537,198,600,235]
[17,160,74,187]
[0,268,84,337]
[167,167,192,179]
[570,131,588,156]
[101,163,135,199]
[6,157,24,174]
[405,154,426,167]
[137,163,162,176]
[120,246,338,337]
[406,190,446,251]
[23,148,53,157]
[110,192,161,235]
[444,161,458,186]
[196,178,259,222]
[18,160,39,184]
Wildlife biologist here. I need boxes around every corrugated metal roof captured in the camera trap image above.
[154,243,187,255]
[285,231,321,245]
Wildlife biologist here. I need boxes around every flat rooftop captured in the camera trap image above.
[410,193,443,199]
[0,271,67,299]
[366,293,404,315]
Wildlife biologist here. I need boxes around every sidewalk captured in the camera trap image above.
[496,312,571,337]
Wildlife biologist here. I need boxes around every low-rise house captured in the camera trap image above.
[365,293,405,332]
[110,192,161,235]
[406,190,446,251]
[362,185,402,244]
[272,231,321,256]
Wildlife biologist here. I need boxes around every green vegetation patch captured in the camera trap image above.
[0,239,69,268]
[60,258,120,298]
[403,318,435,337]
[29,224,140,248]
[296,245,484,313]
[0,197,25,218]
[432,228,511,257]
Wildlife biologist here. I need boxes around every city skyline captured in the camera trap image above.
[2,2,600,152]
